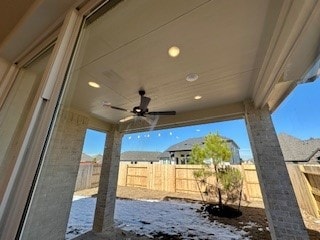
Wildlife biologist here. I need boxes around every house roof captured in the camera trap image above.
[159,151,170,159]
[81,153,93,162]
[120,151,161,162]
[278,133,320,162]
[306,148,320,161]
[165,136,238,152]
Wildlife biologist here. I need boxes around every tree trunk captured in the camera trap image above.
[214,164,223,209]
[218,188,223,209]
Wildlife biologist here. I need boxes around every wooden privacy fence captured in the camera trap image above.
[75,163,101,191]
[76,163,263,201]
[75,162,320,218]
[241,164,262,202]
[75,163,93,191]
[287,164,320,218]
[118,164,263,200]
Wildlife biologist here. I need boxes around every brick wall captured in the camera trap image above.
[21,109,88,240]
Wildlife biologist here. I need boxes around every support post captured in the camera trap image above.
[244,101,309,240]
[93,126,123,232]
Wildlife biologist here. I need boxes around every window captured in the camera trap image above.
[0,46,54,202]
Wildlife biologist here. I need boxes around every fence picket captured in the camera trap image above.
[75,162,320,218]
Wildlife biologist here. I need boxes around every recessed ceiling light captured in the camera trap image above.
[168,46,180,57]
[194,95,202,100]
[88,81,100,88]
[186,73,199,82]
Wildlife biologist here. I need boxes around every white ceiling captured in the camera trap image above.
[1,0,320,131]
[70,0,275,126]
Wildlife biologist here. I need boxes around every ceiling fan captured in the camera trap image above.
[103,89,176,123]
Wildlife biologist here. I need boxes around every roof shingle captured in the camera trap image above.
[120,151,161,162]
[165,136,238,152]
[278,133,320,162]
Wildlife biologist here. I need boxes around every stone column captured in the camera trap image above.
[244,101,309,240]
[93,126,123,232]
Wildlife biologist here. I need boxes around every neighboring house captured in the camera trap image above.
[81,153,103,163]
[120,151,161,164]
[163,136,241,165]
[278,133,320,164]
[158,151,172,164]
[242,159,254,164]
[81,153,94,162]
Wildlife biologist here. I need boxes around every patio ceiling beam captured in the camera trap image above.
[118,102,245,133]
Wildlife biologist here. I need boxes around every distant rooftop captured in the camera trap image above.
[81,153,93,162]
[165,136,238,152]
[120,151,161,162]
[278,133,320,162]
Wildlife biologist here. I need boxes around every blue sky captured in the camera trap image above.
[82,130,107,156]
[272,79,320,140]
[120,120,252,158]
[82,119,252,158]
[83,78,320,160]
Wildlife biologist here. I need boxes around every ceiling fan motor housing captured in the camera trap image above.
[133,106,148,116]
[139,90,146,96]
[107,89,176,119]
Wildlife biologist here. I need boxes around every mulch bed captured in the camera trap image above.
[204,204,271,240]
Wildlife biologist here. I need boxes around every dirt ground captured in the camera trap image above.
[75,186,320,240]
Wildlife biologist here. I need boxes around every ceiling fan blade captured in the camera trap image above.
[103,102,131,112]
[110,106,131,112]
[119,115,135,122]
[140,96,151,111]
[147,111,176,115]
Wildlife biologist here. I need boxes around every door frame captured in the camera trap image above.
[0,8,84,240]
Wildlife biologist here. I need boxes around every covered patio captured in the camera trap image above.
[1,0,320,239]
